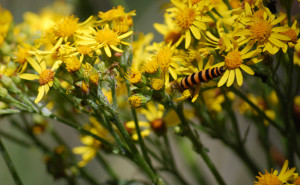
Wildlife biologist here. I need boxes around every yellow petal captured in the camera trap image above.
[226,70,235,87]
[271,14,286,25]
[153,23,168,35]
[190,25,200,39]
[241,49,261,59]
[110,45,123,53]
[52,60,62,71]
[268,37,286,48]
[240,64,254,75]
[217,69,229,87]
[235,68,243,86]
[206,31,219,42]
[185,30,191,49]
[26,57,42,74]
[104,45,111,57]
[19,73,39,80]
[35,86,45,103]
[118,31,133,39]
[270,33,291,41]
[169,67,177,80]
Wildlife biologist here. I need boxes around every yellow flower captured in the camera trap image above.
[167,0,209,48]
[154,13,183,45]
[125,68,142,84]
[254,160,296,185]
[78,24,133,57]
[132,33,154,69]
[0,5,13,36]
[294,38,300,66]
[64,55,83,73]
[126,102,180,139]
[153,42,182,85]
[73,117,113,167]
[19,57,61,103]
[235,11,291,55]
[98,5,136,22]
[151,78,164,90]
[217,41,262,87]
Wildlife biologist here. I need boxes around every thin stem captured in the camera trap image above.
[131,108,154,170]
[0,137,23,185]
[230,87,285,134]
[173,103,226,185]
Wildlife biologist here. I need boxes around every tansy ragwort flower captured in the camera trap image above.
[77,24,133,57]
[254,160,296,185]
[126,102,180,139]
[166,0,209,48]
[235,9,291,55]
[73,117,113,167]
[152,42,183,85]
[19,57,62,103]
[217,41,262,87]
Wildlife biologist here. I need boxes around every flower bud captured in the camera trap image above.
[128,94,150,108]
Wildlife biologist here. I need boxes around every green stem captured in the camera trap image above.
[174,103,226,185]
[44,113,116,150]
[230,87,285,134]
[0,137,23,185]
[131,108,154,170]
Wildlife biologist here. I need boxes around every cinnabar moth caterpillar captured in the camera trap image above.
[179,66,225,91]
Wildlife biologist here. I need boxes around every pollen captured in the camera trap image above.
[54,15,79,37]
[151,78,164,90]
[157,46,172,71]
[250,19,272,42]
[254,171,281,185]
[225,51,243,69]
[128,95,141,108]
[64,56,81,73]
[143,60,158,74]
[125,68,142,84]
[175,7,196,30]
[150,118,166,134]
[39,69,55,85]
[95,27,120,45]
[281,29,297,43]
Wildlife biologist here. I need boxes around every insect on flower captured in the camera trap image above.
[179,66,225,91]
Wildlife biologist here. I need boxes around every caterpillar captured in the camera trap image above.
[179,66,225,91]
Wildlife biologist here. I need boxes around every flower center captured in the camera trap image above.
[151,79,164,90]
[95,28,120,45]
[175,7,196,30]
[255,172,281,185]
[157,46,172,71]
[64,56,81,73]
[250,19,272,42]
[14,47,30,64]
[39,69,55,85]
[281,29,297,43]
[143,60,159,74]
[128,96,141,108]
[150,118,166,134]
[225,51,243,69]
[55,15,78,37]
[125,68,142,84]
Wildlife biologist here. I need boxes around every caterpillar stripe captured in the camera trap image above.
[179,66,225,91]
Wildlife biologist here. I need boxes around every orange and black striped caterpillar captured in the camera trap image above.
[179,66,225,91]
